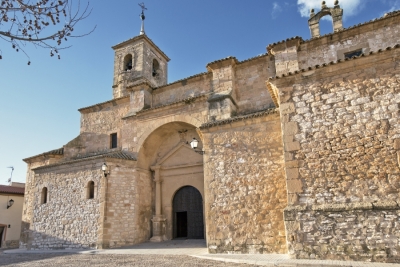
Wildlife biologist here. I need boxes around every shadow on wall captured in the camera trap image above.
[19,221,97,251]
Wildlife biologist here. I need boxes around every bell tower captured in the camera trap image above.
[111,3,170,99]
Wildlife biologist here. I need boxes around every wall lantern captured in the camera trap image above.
[190,138,205,155]
[7,199,14,209]
[102,163,109,177]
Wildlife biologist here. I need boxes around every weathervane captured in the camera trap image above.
[139,3,147,35]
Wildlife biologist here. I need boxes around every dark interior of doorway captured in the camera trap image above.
[176,211,187,238]
[173,186,204,239]
[0,227,4,248]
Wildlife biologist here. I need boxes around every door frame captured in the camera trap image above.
[0,224,7,248]
[172,186,204,239]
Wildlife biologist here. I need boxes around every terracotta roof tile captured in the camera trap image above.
[206,56,239,68]
[0,185,25,195]
[134,94,209,115]
[200,108,278,129]
[269,44,400,81]
[23,148,64,162]
[78,96,130,112]
[33,150,137,171]
[267,10,400,50]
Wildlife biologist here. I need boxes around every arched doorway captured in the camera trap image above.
[173,186,204,239]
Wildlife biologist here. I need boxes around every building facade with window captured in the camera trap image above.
[0,182,25,249]
[21,4,400,263]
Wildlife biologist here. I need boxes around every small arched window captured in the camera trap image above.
[152,59,159,77]
[124,54,133,71]
[41,187,48,204]
[87,181,95,199]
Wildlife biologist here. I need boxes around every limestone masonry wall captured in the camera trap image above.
[236,56,276,114]
[203,115,287,254]
[298,16,400,69]
[103,164,152,248]
[121,102,208,154]
[78,101,130,155]
[27,163,102,250]
[152,74,211,107]
[273,49,400,262]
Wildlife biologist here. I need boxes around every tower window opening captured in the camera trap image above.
[344,49,363,59]
[152,59,159,77]
[41,187,48,204]
[87,181,95,199]
[124,54,133,71]
[110,133,117,148]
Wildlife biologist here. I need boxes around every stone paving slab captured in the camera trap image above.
[3,240,400,267]
[193,254,400,267]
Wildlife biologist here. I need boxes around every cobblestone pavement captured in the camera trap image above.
[0,253,257,267]
[2,240,400,267]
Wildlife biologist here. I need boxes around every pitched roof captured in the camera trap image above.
[200,108,278,129]
[0,185,25,195]
[78,96,130,112]
[112,34,170,61]
[33,150,137,171]
[23,148,64,162]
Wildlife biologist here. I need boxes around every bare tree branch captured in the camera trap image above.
[0,0,95,64]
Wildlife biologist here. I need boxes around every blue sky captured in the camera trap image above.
[0,0,398,184]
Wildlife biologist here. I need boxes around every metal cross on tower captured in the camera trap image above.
[139,2,147,35]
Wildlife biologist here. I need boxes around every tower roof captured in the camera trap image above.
[111,34,170,62]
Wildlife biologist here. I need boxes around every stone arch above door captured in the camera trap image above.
[136,115,203,153]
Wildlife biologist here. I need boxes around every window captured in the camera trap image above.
[124,54,133,71]
[152,59,159,77]
[344,49,363,59]
[110,133,117,148]
[87,181,95,199]
[41,187,48,204]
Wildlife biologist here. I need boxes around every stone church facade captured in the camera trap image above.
[21,3,400,263]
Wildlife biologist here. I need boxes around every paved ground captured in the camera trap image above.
[2,240,400,267]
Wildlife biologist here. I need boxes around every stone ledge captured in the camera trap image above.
[200,108,278,129]
[284,201,400,220]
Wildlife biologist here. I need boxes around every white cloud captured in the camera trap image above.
[272,2,283,19]
[297,0,363,18]
[383,0,400,13]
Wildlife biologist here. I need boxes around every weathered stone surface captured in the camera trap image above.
[286,179,303,193]
[273,45,400,262]
[203,115,287,254]
[24,164,102,250]
[19,7,400,264]
[285,207,400,262]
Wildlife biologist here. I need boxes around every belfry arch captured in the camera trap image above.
[308,1,343,38]
[136,121,205,241]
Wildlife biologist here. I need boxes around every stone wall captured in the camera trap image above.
[78,99,130,155]
[272,48,400,262]
[298,15,400,69]
[236,56,276,114]
[285,203,400,262]
[202,113,287,254]
[21,155,64,249]
[103,163,152,248]
[26,161,103,250]
[152,74,211,107]
[121,101,207,154]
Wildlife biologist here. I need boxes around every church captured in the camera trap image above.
[20,1,400,263]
